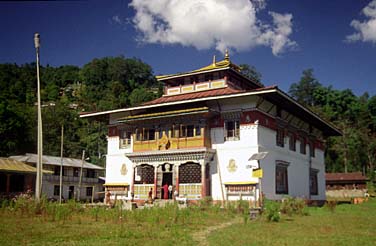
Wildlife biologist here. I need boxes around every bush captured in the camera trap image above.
[325,200,337,213]
[264,200,280,222]
[280,197,307,216]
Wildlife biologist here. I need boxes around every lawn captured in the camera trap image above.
[0,198,375,246]
[208,198,376,246]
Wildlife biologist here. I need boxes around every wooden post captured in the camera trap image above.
[154,165,158,198]
[6,174,11,193]
[77,150,85,201]
[201,162,206,198]
[175,165,179,194]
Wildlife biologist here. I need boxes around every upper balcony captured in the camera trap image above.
[165,79,226,96]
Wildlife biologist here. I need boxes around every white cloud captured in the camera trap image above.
[346,0,376,43]
[129,0,296,56]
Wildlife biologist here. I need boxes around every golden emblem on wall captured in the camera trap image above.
[120,164,127,176]
[227,159,237,173]
[159,133,171,150]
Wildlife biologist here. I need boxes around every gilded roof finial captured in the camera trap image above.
[224,49,229,61]
[212,55,216,66]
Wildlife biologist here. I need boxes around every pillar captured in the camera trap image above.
[201,163,206,198]
[154,165,158,198]
[6,174,11,193]
[131,165,135,195]
[175,164,179,194]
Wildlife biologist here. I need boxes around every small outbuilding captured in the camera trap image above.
[325,172,368,199]
[0,158,52,198]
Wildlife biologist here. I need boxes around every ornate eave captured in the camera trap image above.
[126,148,215,165]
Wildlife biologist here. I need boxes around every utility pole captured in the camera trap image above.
[34,33,43,202]
[59,125,64,204]
[78,150,85,201]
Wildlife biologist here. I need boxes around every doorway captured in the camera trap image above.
[161,172,172,199]
[69,186,74,199]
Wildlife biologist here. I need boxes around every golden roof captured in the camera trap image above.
[156,50,241,80]
[0,158,52,174]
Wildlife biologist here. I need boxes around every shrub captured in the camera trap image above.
[265,200,280,222]
[325,200,337,213]
[280,197,307,216]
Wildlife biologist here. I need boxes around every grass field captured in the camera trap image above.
[0,197,375,246]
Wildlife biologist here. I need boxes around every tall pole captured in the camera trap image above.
[78,150,85,201]
[59,125,64,204]
[34,33,43,202]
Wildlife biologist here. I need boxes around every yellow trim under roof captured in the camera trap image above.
[104,183,129,186]
[156,53,240,80]
[117,107,209,122]
[224,181,258,185]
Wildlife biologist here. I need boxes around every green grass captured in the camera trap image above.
[0,199,235,246]
[0,198,375,246]
[208,198,376,246]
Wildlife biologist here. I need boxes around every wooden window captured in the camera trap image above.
[180,125,187,138]
[119,129,131,148]
[276,129,285,147]
[135,128,142,141]
[135,165,154,184]
[289,133,296,151]
[142,128,155,141]
[172,125,179,138]
[54,166,60,175]
[225,120,240,141]
[187,125,194,137]
[54,185,60,196]
[276,163,289,194]
[86,187,93,197]
[195,125,201,136]
[179,163,201,183]
[310,169,318,195]
[300,137,306,154]
[86,169,95,178]
[309,142,315,157]
[178,124,200,138]
[73,168,79,177]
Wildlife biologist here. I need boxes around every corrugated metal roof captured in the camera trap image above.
[325,172,368,182]
[0,158,52,174]
[9,153,104,170]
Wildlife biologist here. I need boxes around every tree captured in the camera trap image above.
[289,69,322,106]
[239,64,262,85]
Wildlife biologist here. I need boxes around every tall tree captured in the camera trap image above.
[239,64,263,85]
[289,69,322,106]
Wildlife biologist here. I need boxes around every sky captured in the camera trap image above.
[0,0,375,96]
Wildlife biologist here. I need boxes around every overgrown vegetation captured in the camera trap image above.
[1,196,375,245]
[208,198,376,246]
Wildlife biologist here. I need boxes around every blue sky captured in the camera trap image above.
[0,0,375,96]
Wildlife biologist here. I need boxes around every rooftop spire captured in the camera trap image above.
[212,55,216,66]
[224,49,229,61]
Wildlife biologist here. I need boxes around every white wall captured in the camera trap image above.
[258,126,326,200]
[105,136,133,186]
[210,124,259,201]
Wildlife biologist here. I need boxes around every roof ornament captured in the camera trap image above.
[224,49,230,61]
[212,55,216,66]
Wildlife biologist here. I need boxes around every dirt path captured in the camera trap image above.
[192,217,242,246]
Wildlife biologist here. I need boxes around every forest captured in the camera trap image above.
[0,56,375,178]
